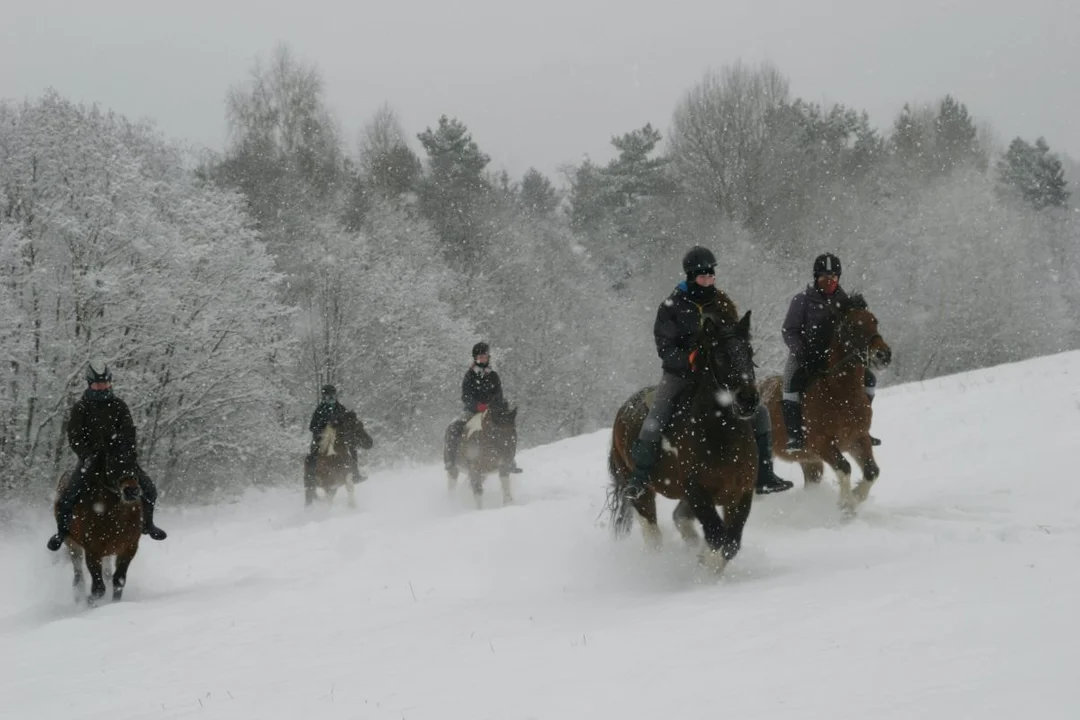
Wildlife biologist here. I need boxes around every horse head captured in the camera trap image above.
[340,411,375,451]
[486,398,518,428]
[696,309,759,420]
[87,451,141,502]
[834,294,892,372]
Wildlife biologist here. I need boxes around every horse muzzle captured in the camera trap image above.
[733,388,760,420]
[871,345,893,370]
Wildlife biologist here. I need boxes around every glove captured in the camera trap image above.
[476,402,489,412]
[688,349,699,372]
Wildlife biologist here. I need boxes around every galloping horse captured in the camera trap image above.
[54,454,143,605]
[309,410,374,507]
[760,293,893,512]
[451,399,519,509]
[607,311,760,573]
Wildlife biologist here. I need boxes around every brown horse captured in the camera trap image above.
[450,399,519,509]
[308,410,374,508]
[607,311,760,574]
[760,293,893,513]
[54,456,143,605]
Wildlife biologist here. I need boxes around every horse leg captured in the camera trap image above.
[684,480,729,574]
[499,472,513,507]
[800,459,825,486]
[112,545,138,602]
[821,444,856,514]
[469,470,484,510]
[672,499,700,548]
[634,490,662,550]
[68,544,85,604]
[84,553,107,605]
[849,435,880,505]
[719,490,755,562]
[345,474,357,509]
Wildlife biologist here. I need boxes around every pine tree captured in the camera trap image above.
[997,137,1069,210]
[416,115,491,267]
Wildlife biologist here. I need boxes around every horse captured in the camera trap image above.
[54,455,143,605]
[760,293,893,513]
[450,399,519,509]
[308,410,374,508]
[606,310,760,574]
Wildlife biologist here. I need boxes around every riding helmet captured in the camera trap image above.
[471,342,490,358]
[813,252,842,278]
[85,363,112,385]
[321,384,337,399]
[682,246,717,277]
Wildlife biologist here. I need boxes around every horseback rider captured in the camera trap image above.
[47,363,167,552]
[622,246,794,501]
[304,384,362,487]
[444,342,522,478]
[780,252,881,450]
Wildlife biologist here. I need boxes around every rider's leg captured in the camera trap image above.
[623,372,691,500]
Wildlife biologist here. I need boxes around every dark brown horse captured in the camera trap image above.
[309,410,374,508]
[450,399,519,509]
[54,456,143,605]
[607,311,760,574]
[760,293,893,513]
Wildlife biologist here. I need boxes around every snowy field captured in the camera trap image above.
[2,352,1079,719]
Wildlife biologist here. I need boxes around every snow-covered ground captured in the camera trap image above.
[2,352,1079,719]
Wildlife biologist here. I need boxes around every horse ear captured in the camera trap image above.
[737,310,752,336]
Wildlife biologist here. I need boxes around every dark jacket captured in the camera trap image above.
[462,366,503,412]
[309,401,348,437]
[653,281,741,378]
[67,389,138,464]
[782,284,849,363]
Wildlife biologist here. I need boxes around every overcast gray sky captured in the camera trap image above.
[2,0,1077,181]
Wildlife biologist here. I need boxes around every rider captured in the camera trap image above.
[47,363,167,551]
[780,252,881,450]
[622,246,794,501]
[444,342,522,477]
[304,384,361,487]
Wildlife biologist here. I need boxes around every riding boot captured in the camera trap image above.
[782,399,806,451]
[622,437,661,501]
[444,421,464,475]
[47,461,89,551]
[137,468,167,541]
[754,431,793,495]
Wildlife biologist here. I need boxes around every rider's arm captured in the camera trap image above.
[653,301,691,374]
[781,293,807,358]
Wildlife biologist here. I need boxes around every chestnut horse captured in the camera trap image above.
[760,293,893,513]
[450,399,519,509]
[54,456,143,605]
[309,410,374,507]
[606,311,760,574]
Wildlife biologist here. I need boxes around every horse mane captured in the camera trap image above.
[841,292,869,313]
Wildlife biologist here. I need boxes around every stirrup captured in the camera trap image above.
[870,436,882,447]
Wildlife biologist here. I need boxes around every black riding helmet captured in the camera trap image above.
[471,342,490,358]
[682,246,717,277]
[321,384,337,401]
[813,252,842,278]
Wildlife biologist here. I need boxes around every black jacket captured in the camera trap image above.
[67,389,138,463]
[461,366,503,412]
[309,401,348,437]
[653,281,741,378]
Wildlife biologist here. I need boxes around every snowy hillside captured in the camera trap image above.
[2,352,1079,719]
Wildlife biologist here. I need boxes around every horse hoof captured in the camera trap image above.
[698,548,729,575]
[852,481,873,503]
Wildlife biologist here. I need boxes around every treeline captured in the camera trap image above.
[1,47,1074,501]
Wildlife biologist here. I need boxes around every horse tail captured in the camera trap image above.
[604,436,635,539]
